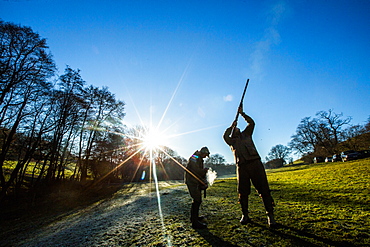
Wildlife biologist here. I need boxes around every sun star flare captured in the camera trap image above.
[141,127,168,152]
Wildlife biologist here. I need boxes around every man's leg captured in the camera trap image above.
[187,183,207,229]
[237,164,252,224]
[250,159,277,227]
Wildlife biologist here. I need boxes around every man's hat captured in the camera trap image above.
[200,147,210,157]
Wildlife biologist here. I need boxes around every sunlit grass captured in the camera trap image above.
[3,160,75,181]
[2,159,369,246]
[267,159,369,243]
[162,158,370,246]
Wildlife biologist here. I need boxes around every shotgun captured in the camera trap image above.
[234,79,250,123]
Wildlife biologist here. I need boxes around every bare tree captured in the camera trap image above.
[316,109,351,153]
[118,125,150,182]
[205,154,226,167]
[289,110,352,157]
[78,86,125,182]
[340,124,368,151]
[0,21,55,105]
[266,144,290,162]
[289,117,318,155]
[0,21,55,199]
[44,67,85,181]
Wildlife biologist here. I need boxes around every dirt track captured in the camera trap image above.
[1,181,201,247]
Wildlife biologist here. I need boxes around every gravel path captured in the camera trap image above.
[1,181,200,247]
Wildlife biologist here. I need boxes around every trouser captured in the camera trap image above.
[186,182,202,222]
[237,159,274,214]
[186,182,202,204]
[190,201,201,222]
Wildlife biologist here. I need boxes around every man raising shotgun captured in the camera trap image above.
[223,105,277,228]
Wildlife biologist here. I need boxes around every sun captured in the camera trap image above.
[141,127,168,151]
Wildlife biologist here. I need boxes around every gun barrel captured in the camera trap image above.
[234,79,250,122]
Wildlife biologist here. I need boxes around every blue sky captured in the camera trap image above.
[1,0,369,163]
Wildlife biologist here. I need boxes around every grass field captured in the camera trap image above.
[2,160,77,181]
[1,158,369,246]
[194,158,370,246]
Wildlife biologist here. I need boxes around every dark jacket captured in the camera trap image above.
[185,151,207,185]
[223,112,260,163]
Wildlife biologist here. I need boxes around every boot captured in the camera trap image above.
[240,214,252,225]
[198,215,206,221]
[240,199,251,225]
[189,208,205,221]
[191,202,207,229]
[267,212,277,227]
[262,195,277,227]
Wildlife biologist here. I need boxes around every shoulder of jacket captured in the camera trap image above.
[189,154,199,163]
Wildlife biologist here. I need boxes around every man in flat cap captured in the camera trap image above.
[185,146,210,229]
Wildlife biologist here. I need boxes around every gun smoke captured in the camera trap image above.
[206,168,217,186]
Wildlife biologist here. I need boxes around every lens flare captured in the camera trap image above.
[150,151,172,246]
[141,127,168,152]
[87,58,224,245]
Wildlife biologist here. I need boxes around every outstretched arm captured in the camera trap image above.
[239,106,255,135]
[238,106,254,125]
[241,112,255,125]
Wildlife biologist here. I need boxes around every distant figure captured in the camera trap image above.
[223,107,277,227]
[184,147,210,229]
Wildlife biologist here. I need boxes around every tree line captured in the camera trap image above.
[0,21,185,201]
[0,20,234,203]
[265,110,370,167]
[0,20,129,199]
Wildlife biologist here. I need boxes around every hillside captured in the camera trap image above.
[1,159,369,246]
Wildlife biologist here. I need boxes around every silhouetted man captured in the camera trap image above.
[184,147,210,229]
[223,107,276,227]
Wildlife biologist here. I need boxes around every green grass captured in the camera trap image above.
[2,159,369,246]
[166,158,370,246]
[3,160,76,180]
